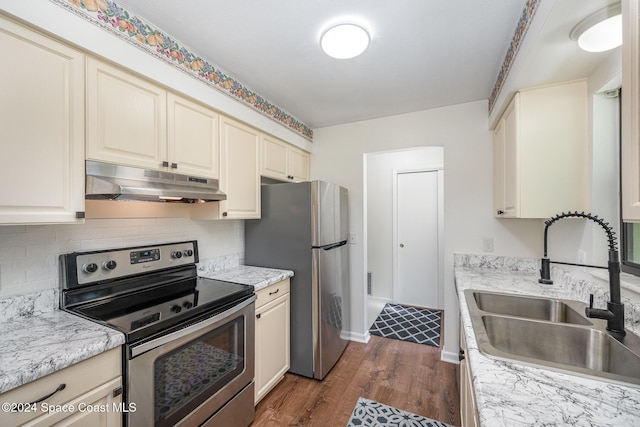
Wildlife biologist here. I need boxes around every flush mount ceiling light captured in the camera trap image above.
[569,2,622,53]
[320,23,370,59]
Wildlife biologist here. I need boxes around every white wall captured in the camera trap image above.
[0,218,243,298]
[311,100,542,358]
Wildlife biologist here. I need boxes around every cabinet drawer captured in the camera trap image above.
[255,279,290,309]
[0,348,121,426]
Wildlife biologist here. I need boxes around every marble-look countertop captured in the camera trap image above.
[455,254,640,426]
[0,289,124,395]
[198,264,294,291]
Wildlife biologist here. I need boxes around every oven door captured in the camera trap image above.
[127,296,255,427]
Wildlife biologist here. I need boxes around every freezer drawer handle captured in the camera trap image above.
[269,288,280,296]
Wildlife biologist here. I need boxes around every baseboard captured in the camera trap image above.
[440,350,460,365]
[345,330,371,344]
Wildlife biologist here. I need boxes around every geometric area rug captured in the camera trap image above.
[369,303,441,348]
[346,397,453,427]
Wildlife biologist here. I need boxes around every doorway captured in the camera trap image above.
[393,169,442,309]
[365,147,444,327]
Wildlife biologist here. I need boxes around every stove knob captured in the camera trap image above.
[170,305,182,314]
[184,249,194,257]
[103,260,117,271]
[182,301,193,309]
[171,251,182,259]
[82,263,98,274]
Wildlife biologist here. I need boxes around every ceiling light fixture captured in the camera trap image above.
[320,23,370,59]
[569,2,622,53]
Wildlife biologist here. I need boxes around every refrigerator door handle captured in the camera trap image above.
[312,240,348,251]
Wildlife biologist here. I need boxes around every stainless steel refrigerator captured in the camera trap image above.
[245,180,350,380]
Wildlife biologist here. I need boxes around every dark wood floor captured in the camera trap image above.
[252,335,461,426]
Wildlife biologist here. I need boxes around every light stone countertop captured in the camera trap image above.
[0,260,291,396]
[197,264,294,291]
[0,289,125,395]
[455,254,640,426]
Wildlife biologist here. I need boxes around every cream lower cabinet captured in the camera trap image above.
[493,79,588,218]
[0,348,122,427]
[0,15,85,224]
[219,115,261,219]
[459,327,479,427]
[86,58,219,179]
[261,134,310,182]
[622,0,640,221]
[254,279,290,404]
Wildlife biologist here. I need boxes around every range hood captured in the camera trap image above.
[85,160,226,203]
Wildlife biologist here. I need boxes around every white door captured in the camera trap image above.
[395,170,440,308]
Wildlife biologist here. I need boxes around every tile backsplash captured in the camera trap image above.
[0,217,243,298]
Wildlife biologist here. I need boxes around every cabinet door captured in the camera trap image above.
[255,293,290,403]
[261,135,289,181]
[459,327,479,427]
[167,93,219,179]
[86,57,167,170]
[622,0,640,221]
[0,16,85,224]
[26,378,123,427]
[493,97,519,218]
[288,145,310,182]
[492,118,506,217]
[219,116,261,219]
[501,97,519,217]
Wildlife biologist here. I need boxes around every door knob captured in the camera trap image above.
[399,243,404,248]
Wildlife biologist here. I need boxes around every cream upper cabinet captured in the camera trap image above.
[493,80,588,218]
[261,134,310,182]
[0,15,85,224]
[167,93,219,179]
[0,348,122,427]
[622,0,640,222]
[86,57,167,171]
[219,115,261,219]
[288,144,310,182]
[254,279,290,404]
[87,58,219,179]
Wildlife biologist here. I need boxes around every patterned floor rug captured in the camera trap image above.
[369,303,441,347]
[347,397,453,427]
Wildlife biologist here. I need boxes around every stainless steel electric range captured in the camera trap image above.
[60,240,256,427]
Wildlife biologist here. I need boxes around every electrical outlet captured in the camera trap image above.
[483,238,494,252]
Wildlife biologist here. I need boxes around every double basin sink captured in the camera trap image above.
[465,290,640,386]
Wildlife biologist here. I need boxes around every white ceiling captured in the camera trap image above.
[113,0,527,129]
[113,0,621,131]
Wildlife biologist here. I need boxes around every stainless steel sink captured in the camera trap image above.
[472,291,592,325]
[465,290,640,386]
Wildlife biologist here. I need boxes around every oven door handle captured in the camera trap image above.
[130,295,256,358]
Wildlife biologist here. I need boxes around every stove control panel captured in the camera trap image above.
[108,293,198,333]
[65,241,198,287]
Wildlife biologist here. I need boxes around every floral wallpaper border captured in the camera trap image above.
[488,0,540,113]
[49,0,313,141]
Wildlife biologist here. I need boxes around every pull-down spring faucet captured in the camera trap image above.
[539,211,625,338]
